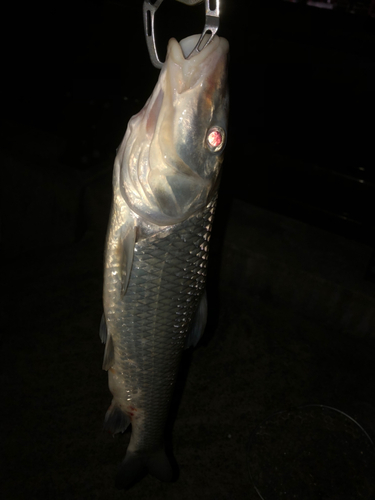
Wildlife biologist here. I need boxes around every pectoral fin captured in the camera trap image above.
[102,332,115,370]
[120,223,136,297]
[99,314,107,344]
[103,202,136,306]
[100,314,114,370]
[102,211,135,371]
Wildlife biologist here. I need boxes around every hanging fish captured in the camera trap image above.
[101,30,229,489]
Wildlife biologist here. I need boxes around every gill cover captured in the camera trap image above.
[116,34,229,226]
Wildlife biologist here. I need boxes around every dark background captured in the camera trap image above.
[2,1,375,499]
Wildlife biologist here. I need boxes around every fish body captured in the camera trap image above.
[101,34,229,489]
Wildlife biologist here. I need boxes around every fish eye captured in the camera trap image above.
[206,126,225,153]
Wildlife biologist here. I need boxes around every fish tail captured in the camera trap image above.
[115,448,174,490]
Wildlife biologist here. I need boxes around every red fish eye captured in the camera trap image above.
[206,126,225,153]
[208,130,222,147]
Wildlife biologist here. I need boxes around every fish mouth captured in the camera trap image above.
[166,34,229,92]
[172,33,228,62]
[179,33,216,58]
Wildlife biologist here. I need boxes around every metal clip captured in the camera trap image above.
[184,0,220,60]
[143,0,220,69]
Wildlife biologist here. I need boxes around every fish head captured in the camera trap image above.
[117,34,229,226]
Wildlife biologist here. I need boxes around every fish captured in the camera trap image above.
[101,33,229,489]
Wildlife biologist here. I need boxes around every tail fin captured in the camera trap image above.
[115,448,174,490]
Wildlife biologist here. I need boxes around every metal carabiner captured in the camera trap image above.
[143,0,220,69]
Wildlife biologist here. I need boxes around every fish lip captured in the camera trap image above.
[159,35,228,117]
[169,34,221,63]
[166,35,229,89]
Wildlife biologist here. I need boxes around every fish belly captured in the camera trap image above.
[108,197,216,453]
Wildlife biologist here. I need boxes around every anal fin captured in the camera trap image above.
[104,402,130,434]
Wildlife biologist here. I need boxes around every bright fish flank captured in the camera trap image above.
[100,33,229,489]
